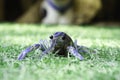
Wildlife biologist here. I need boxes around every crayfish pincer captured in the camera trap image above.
[18,32,95,60]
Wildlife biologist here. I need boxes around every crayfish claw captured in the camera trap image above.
[17,44,40,60]
[67,46,84,60]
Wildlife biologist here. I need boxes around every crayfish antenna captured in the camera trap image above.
[67,46,84,60]
[17,44,40,60]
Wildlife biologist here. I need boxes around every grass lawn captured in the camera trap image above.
[0,23,120,80]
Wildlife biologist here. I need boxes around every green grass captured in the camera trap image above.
[0,23,120,80]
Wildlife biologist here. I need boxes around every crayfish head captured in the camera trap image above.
[49,32,74,49]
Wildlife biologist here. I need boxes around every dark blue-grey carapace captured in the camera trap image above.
[18,32,96,60]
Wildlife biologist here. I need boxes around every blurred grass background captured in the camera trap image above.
[0,23,120,80]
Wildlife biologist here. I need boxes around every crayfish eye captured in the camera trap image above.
[49,35,53,39]
[62,36,66,40]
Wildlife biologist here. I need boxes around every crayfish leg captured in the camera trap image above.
[77,46,97,54]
